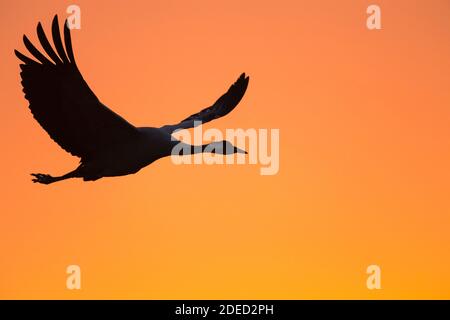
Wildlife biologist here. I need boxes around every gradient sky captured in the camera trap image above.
[1,0,450,299]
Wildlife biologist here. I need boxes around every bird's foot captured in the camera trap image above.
[31,173,56,184]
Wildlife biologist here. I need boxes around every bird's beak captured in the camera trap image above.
[236,147,247,154]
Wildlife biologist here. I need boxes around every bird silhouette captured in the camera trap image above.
[15,15,249,184]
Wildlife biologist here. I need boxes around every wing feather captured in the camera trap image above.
[36,22,62,64]
[63,20,76,64]
[161,73,249,133]
[23,35,53,65]
[51,16,70,64]
[15,15,139,160]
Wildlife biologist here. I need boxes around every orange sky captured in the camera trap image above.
[1,0,450,299]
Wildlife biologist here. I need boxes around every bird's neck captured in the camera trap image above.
[190,143,213,154]
[173,141,224,155]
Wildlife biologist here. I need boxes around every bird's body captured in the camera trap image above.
[15,16,249,184]
[86,127,176,179]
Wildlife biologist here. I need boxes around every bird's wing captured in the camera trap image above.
[15,15,139,161]
[160,73,249,133]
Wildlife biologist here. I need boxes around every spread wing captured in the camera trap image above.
[160,73,249,133]
[15,15,139,161]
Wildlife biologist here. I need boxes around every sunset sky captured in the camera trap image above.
[1,0,450,299]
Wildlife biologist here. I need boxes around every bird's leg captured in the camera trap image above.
[31,169,79,185]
